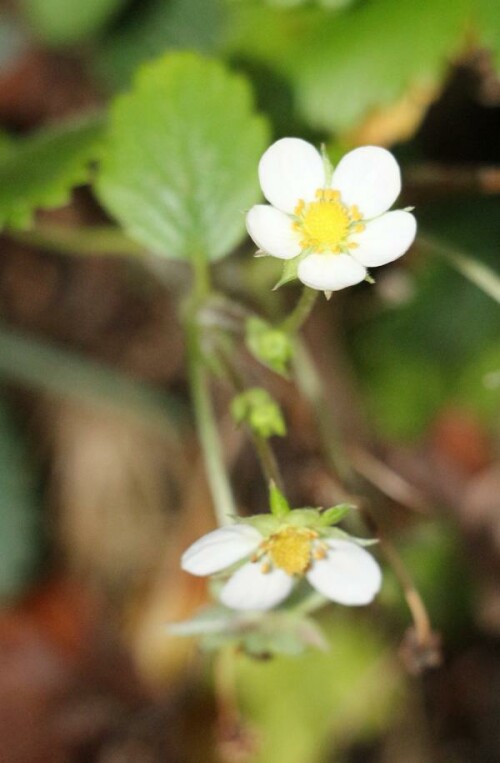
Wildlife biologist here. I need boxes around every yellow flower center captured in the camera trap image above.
[293,189,365,254]
[265,527,316,575]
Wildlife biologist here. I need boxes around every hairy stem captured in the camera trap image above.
[280,286,318,334]
[215,341,284,490]
[185,254,236,526]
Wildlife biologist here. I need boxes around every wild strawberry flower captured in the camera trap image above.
[181,509,382,611]
[246,138,417,292]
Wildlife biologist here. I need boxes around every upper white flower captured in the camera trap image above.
[181,521,382,612]
[246,138,417,292]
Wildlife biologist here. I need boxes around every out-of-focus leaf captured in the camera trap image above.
[294,0,469,132]
[97,52,268,261]
[454,342,500,423]
[360,350,447,441]
[226,0,469,135]
[0,116,104,231]
[0,397,39,601]
[351,197,500,440]
[237,614,400,763]
[381,524,471,637]
[0,324,179,436]
[172,606,328,656]
[0,17,27,69]
[0,131,14,161]
[20,0,127,45]
[95,0,222,90]
[477,0,500,71]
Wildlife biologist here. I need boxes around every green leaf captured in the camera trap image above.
[96,52,269,261]
[0,397,39,601]
[477,0,500,71]
[237,614,400,763]
[0,115,104,231]
[95,0,223,90]
[294,0,470,132]
[226,0,470,133]
[20,0,127,45]
[269,481,290,517]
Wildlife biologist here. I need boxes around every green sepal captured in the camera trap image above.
[319,503,354,526]
[242,513,281,536]
[169,604,328,657]
[269,480,291,517]
[273,256,300,290]
[325,527,379,546]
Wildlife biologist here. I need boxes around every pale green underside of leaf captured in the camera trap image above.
[225,0,471,132]
[0,116,104,231]
[96,52,269,261]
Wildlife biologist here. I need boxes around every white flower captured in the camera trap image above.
[246,138,417,292]
[181,522,382,611]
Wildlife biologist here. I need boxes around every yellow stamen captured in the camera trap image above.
[263,527,317,576]
[313,543,328,561]
[292,188,364,254]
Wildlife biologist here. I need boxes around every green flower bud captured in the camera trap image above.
[246,317,294,376]
[231,387,286,439]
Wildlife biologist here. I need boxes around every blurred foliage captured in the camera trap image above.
[0,116,104,230]
[380,522,472,640]
[19,0,128,45]
[237,614,401,763]
[350,197,500,440]
[0,325,180,434]
[0,396,39,601]
[97,52,269,260]
[95,0,222,90]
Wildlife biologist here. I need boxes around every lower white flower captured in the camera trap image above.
[181,522,382,611]
[246,138,417,292]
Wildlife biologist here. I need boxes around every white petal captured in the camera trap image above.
[332,146,401,219]
[298,253,366,291]
[259,138,325,214]
[246,205,301,260]
[181,525,261,576]
[351,210,416,267]
[306,540,382,606]
[220,562,294,611]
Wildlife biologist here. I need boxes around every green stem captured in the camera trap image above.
[249,428,284,490]
[280,286,318,334]
[293,338,353,485]
[215,341,284,490]
[186,253,236,526]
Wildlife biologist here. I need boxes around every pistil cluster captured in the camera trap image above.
[293,189,365,254]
